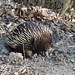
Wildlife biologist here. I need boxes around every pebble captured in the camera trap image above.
[71,25,75,32]
[9,52,23,62]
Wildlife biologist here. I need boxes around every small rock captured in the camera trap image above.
[1,48,9,55]
[73,67,75,70]
[73,12,75,17]
[71,25,75,32]
[70,57,75,63]
[9,52,23,63]
[72,19,75,23]
[60,25,68,31]
[70,35,75,43]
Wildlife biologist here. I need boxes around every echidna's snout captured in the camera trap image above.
[25,50,34,58]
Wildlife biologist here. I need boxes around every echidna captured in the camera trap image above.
[5,22,52,57]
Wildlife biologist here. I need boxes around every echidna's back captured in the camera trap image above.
[5,22,52,57]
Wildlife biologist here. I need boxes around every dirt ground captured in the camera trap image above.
[0,1,75,75]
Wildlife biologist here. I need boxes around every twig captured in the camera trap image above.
[68,46,75,47]
[35,55,47,75]
[23,44,25,58]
